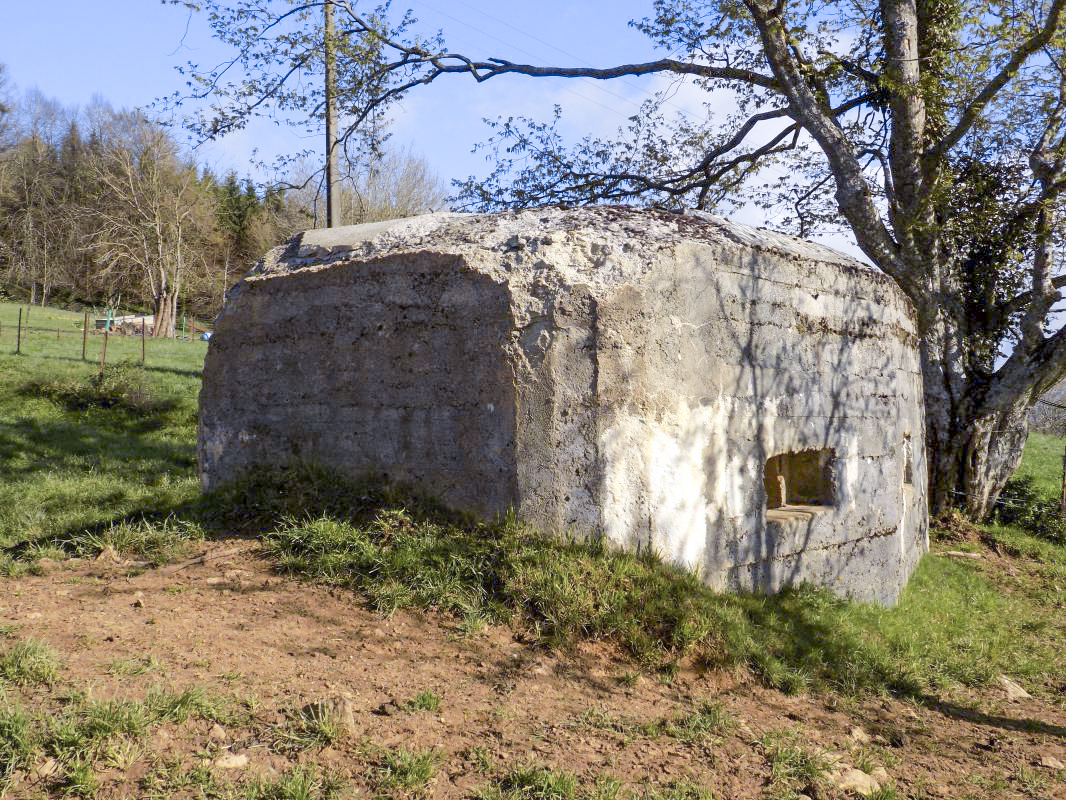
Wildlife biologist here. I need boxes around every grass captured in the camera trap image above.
[476,767,713,800]
[639,782,714,800]
[248,765,346,800]
[759,729,833,800]
[1007,431,1063,499]
[252,464,1066,696]
[369,746,440,795]
[0,704,34,784]
[107,654,164,676]
[580,701,734,743]
[270,708,345,754]
[403,690,442,713]
[144,685,227,723]
[0,684,231,797]
[0,637,61,685]
[0,300,206,555]
[1,300,1065,800]
[478,765,579,800]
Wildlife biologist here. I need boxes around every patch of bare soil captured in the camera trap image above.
[3,541,1065,799]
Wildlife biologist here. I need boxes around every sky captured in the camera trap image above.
[1,1,679,177]
[0,0,855,253]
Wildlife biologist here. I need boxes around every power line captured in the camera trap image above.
[411,1,631,120]
[430,0,703,122]
[411,0,703,124]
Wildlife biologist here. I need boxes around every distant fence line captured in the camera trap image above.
[3,306,208,369]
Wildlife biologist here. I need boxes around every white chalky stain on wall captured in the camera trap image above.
[646,409,715,571]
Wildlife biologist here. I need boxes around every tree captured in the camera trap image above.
[0,64,13,148]
[174,0,1066,518]
[164,0,405,183]
[85,113,214,337]
[279,147,446,224]
[341,146,446,223]
[0,91,76,306]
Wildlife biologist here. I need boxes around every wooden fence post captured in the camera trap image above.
[82,312,89,361]
[99,328,108,374]
[15,308,22,355]
[141,317,146,365]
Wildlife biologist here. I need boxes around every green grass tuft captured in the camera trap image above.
[270,707,344,755]
[247,765,346,800]
[403,690,442,713]
[144,685,225,723]
[59,758,99,798]
[479,765,578,800]
[477,768,710,800]
[580,702,733,743]
[370,746,440,795]
[0,704,35,783]
[1,637,61,685]
[638,782,714,800]
[760,729,833,799]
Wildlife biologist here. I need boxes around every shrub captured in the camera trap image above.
[991,476,1066,543]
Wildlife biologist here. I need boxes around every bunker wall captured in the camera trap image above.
[199,254,520,515]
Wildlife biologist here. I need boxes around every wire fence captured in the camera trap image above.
[2,307,209,368]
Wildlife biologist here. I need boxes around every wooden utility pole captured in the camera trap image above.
[324,0,341,227]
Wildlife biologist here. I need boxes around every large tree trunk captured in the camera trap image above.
[918,300,1036,519]
[925,386,1031,519]
[152,291,176,338]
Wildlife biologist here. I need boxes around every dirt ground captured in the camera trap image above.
[3,539,1065,800]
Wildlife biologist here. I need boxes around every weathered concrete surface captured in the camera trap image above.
[199,207,928,604]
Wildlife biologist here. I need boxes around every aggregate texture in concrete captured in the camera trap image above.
[199,207,928,604]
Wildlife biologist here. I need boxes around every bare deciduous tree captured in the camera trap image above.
[86,114,211,337]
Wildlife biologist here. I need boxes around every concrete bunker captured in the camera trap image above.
[199,207,928,604]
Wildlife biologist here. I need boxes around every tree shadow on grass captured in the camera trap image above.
[0,373,199,551]
[0,414,195,479]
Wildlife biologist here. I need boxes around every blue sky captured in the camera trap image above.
[1,0,684,184]
[0,0,858,254]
